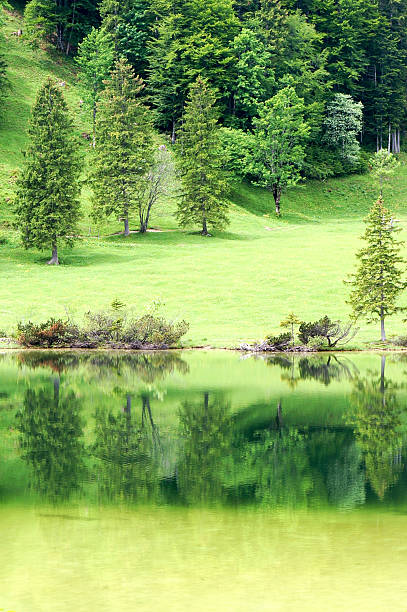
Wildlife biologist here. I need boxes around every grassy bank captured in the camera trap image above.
[1,7,407,347]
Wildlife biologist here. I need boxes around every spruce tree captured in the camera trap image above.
[176,77,229,236]
[75,27,114,146]
[14,78,81,265]
[347,198,407,341]
[89,58,153,236]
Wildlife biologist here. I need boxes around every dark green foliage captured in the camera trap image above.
[298,316,357,347]
[0,52,10,114]
[347,197,407,341]
[17,383,85,501]
[24,0,100,53]
[89,58,154,235]
[265,332,292,349]
[176,77,230,235]
[148,0,239,135]
[14,78,81,264]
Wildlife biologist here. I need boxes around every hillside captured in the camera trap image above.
[2,7,407,347]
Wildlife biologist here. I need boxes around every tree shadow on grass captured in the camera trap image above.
[105,228,254,244]
[6,246,131,268]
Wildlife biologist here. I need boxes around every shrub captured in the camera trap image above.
[306,335,328,350]
[16,318,79,347]
[298,316,357,348]
[265,332,292,350]
[392,336,407,347]
[122,315,189,346]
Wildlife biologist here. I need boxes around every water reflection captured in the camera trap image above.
[5,351,407,509]
[16,376,85,501]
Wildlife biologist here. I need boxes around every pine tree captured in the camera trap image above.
[75,27,114,146]
[89,58,153,236]
[347,198,407,341]
[14,78,81,265]
[176,77,230,236]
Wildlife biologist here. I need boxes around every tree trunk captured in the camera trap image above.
[273,186,281,216]
[92,103,96,148]
[380,314,386,342]
[124,214,130,236]
[171,119,176,145]
[139,221,147,233]
[201,217,209,236]
[48,243,59,265]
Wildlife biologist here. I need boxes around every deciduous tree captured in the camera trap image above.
[251,86,309,215]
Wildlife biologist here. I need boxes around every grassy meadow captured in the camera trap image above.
[2,7,407,347]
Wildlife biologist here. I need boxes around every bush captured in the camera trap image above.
[392,336,407,347]
[16,318,79,347]
[15,309,190,349]
[122,314,189,347]
[265,332,292,350]
[298,316,357,348]
[219,127,256,180]
[306,335,328,350]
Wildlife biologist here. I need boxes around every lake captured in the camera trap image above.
[1,350,407,611]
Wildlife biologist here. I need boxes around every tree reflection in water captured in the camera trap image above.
[347,356,404,500]
[16,376,85,501]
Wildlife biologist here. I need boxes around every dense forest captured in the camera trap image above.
[4,0,407,170]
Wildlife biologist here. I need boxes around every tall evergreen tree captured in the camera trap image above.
[89,58,153,236]
[14,78,81,265]
[176,77,229,236]
[75,26,114,146]
[347,198,407,341]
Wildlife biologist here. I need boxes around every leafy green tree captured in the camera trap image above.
[230,27,274,129]
[136,144,173,233]
[347,198,407,341]
[24,0,100,53]
[251,86,309,215]
[323,93,363,164]
[369,149,399,197]
[14,78,81,265]
[148,0,239,138]
[75,27,114,146]
[280,312,301,346]
[89,58,153,236]
[176,77,230,236]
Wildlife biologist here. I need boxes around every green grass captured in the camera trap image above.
[2,6,407,347]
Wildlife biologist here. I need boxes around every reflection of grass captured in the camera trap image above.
[2,10,407,345]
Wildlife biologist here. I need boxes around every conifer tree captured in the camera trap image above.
[14,78,81,265]
[75,27,114,146]
[89,58,153,236]
[347,198,407,341]
[176,77,229,236]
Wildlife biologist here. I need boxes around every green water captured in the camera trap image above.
[1,350,407,611]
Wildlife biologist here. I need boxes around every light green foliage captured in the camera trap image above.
[176,77,230,235]
[347,197,407,340]
[75,27,114,146]
[251,86,310,215]
[369,149,400,196]
[230,27,274,128]
[324,93,363,164]
[89,58,154,235]
[24,0,57,46]
[14,77,81,264]
[280,312,301,345]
